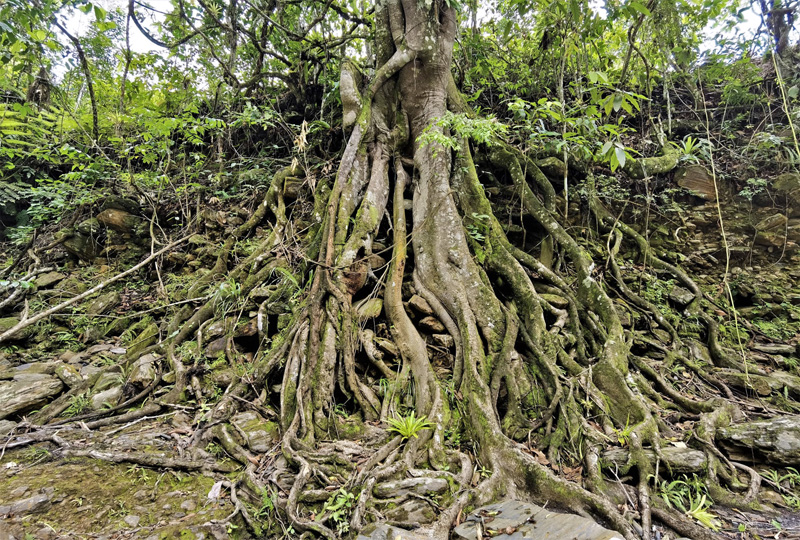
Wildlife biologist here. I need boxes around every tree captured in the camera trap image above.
[0,0,796,539]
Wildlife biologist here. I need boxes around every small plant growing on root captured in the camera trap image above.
[386,411,434,440]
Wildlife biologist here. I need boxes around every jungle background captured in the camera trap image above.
[3,0,800,538]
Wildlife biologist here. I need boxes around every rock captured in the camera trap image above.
[669,285,695,306]
[0,374,64,420]
[408,295,434,316]
[232,411,279,453]
[0,419,17,436]
[375,337,398,357]
[0,317,29,340]
[87,291,120,315]
[96,208,144,235]
[419,316,445,333]
[676,165,715,200]
[128,354,158,386]
[383,498,437,524]
[454,501,623,540]
[93,367,123,392]
[91,386,122,410]
[751,343,796,355]
[180,500,196,512]
[774,173,800,217]
[123,514,141,527]
[756,213,788,232]
[204,337,227,358]
[374,477,448,498]
[53,363,82,387]
[2,362,59,377]
[432,334,454,348]
[33,271,65,288]
[101,196,140,214]
[357,524,428,540]
[718,415,800,465]
[368,253,387,271]
[356,298,383,321]
[61,231,100,262]
[76,217,102,236]
[125,323,159,357]
[603,446,706,474]
[9,486,28,498]
[0,490,51,516]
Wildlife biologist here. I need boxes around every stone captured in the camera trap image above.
[675,165,715,200]
[93,367,123,392]
[96,208,144,235]
[86,344,114,355]
[408,295,434,316]
[8,485,28,498]
[33,271,65,289]
[718,415,800,465]
[454,501,623,540]
[53,363,82,388]
[357,524,429,540]
[34,527,55,539]
[101,196,140,214]
[87,291,120,315]
[0,491,51,516]
[91,386,123,410]
[751,343,796,355]
[0,374,64,420]
[204,337,228,358]
[756,213,788,232]
[669,285,695,306]
[123,514,141,527]
[0,317,29,340]
[232,411,279,453]
[180,500,197,512]
[61,232,100,262]
[603,446,706,474]
[419,316,445,333]
[374,337,398,357]
[373,477,448,498]
[432,334,454,348]
[383,498,437,524]
[127,354,158,386]
[76,217,102,236]
[767,173,800,216]
[125,323,159,357]
[0,419,17,436]
[356,298,383,321]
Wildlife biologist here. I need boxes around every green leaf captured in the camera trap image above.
[613,93,623,112]
[614,146,627,169]
[789,86,799,99]
[629,1,651,16]
[93,5,107,21]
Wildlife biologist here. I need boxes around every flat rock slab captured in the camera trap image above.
[0,374,64,420]
[718,415,800,465]
[357,524,429,540]
[453,501,623,540]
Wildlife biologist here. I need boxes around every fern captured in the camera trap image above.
[0,180,24,207]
